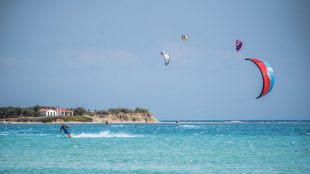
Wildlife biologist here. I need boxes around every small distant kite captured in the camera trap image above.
[245,58,275,99]
[160,51,170,66]
[236,39,243,51]
[181,34,188,41]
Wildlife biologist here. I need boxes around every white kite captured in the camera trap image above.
[160,51,170,66]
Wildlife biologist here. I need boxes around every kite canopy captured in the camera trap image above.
[245,58,275,99]
[181,34,188,41]
[160,51,170,66]
[236,39,243,51]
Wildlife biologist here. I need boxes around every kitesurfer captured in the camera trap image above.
[60,123,71,138]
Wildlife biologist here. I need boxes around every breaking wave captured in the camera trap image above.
[179,125,199,128]
[72,131,143,138]
[224,121,245,124]
[110,125,124,127]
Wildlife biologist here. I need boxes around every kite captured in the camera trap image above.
[245,58,275,99]
[160,51,170,66]
[181,34,188,41]
[236,39,243,51]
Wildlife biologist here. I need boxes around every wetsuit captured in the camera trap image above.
[60,125,70,135]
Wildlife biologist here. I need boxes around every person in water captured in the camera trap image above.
[60,123,71,138]
[105,121,109,125]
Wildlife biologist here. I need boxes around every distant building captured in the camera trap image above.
[39,109,57,116]
[57,108,74,116]
[38,108,74,116]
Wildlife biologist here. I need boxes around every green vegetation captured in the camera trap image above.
[96,107,149,115]
[72,107,88,116]
[0,105,40,118]
[0,105,151,122]
[41,116,93,123]
[0,105,90,119]
[7,116,93,123]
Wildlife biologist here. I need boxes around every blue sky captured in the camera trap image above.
[0,0,309,120]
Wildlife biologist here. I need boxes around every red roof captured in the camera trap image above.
[58,108,73,112]
[38,108,73,112]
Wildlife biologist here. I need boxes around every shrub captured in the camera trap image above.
[42,116,93,123]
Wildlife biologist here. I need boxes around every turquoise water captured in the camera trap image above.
[1,121,310,174]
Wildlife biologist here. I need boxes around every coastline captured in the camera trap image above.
[1,112,159,124]
[3,121,163,124]
[2,120,306,124]
[1,121,225,124]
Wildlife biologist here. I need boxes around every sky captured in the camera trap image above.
[0,0,309,120]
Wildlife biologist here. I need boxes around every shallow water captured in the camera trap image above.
[1,121,310,174]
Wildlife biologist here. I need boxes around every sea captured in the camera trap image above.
[0,121,310,174]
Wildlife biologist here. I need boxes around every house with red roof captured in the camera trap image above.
[57,108,74,116]
[39,108,74,116]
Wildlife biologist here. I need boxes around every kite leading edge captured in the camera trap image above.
[245,58,275,99]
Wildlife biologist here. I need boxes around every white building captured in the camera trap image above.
[39,109,57,116]
[39,108,73,116]
[57,108,74,116]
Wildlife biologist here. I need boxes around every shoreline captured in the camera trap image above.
[2,121,162,124]
[1,121,225,124]
[2,120,304,124]
[0,114,159,124]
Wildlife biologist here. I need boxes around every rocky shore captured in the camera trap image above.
[92,113,159,123]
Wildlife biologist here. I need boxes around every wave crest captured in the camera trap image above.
[224,121,244,124]
[179,125,199,128]
[72,131,143,138]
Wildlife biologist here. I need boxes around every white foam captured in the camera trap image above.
[179,125,198,128]
[224,121,244,124]
[110,125,124,127]
[72,131,143,138]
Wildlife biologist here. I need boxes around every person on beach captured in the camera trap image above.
[60,123,71,138]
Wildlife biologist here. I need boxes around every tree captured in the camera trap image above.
[73,107,87,116]
[135,107,148,113]
[33,105,40,112]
